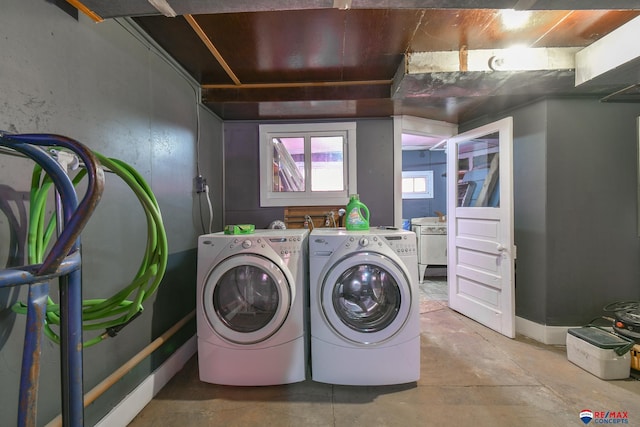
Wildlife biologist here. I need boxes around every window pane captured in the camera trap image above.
[310,136,344,191]
[272,137,305,192]
[413,177,427,192]
[457,132,500,207]
[402,178,413,193]
[259,122,356,207]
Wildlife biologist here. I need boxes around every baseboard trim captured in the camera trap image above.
[516,316,578,345]
[95,335,197,427]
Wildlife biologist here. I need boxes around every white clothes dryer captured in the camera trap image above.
[196,229,308,386]
[309,228,420,385]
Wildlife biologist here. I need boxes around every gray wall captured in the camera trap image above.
[545,99,640,325]
[0,1,223,425]
[223,119,394,227]
[511,102,549,324]
[463,98,640,326]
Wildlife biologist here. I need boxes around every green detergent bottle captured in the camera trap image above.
[345,194,370,231]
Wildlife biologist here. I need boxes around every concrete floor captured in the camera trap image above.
[129,278,640,426]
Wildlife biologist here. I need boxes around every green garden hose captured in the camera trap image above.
[13,150,168,347]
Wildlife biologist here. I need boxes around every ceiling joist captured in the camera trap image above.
[202,80,392,90]
[184,15,241,85]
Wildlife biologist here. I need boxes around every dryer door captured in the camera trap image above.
[321,252,411,344]
[203,254,291,344]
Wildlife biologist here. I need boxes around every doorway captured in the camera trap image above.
[394,116,516,338]
[393,116,456,290]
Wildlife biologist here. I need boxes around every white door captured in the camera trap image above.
[446,117,515,338]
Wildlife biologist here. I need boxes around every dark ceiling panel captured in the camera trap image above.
[78,0,159,19]
[410,9,499,52]
[532,10,640,46]
[408,9,619,51]
[134,16,234,83]
[342,10,423,81]
[74,0,640,19]
[119,5,640,123]
[192,10,349,84]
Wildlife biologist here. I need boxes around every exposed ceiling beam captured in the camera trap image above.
[575,15,640,87]
[392,69,578,100]
[202,81,391,103]
[512,0,538,10]
[68,0,640,20]
[64,0,103,22]
[202,80,392,90]
[392,47,595,101]
[147,0,176,17]
[406,47,578,73]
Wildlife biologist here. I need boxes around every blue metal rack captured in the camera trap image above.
[0,134,104,427]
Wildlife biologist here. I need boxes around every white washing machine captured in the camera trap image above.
[309,227,421,385]
[196,229,308,386]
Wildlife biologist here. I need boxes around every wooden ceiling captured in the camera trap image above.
[68,1,640,123]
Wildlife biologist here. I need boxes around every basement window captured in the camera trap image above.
[259,122,357,207]
[402,170,434,199]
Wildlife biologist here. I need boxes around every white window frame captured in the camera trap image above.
[402,170,434,199]
[259,122,357,207]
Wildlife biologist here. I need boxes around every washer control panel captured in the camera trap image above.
[267,236,305,256]
[343,234,417,255]
[228,235,305,256]
[383,234,417,255]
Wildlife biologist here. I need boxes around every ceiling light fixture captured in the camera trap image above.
[148,0,177,17]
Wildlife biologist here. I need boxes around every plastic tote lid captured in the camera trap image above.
[568,326,635,355]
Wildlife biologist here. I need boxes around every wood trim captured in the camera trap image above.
[184,14,241,85]
[64,0,103,22]
[284,206,345,229]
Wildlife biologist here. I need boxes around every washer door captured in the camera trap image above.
[203,254,291,344]
[321,252,411,344]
